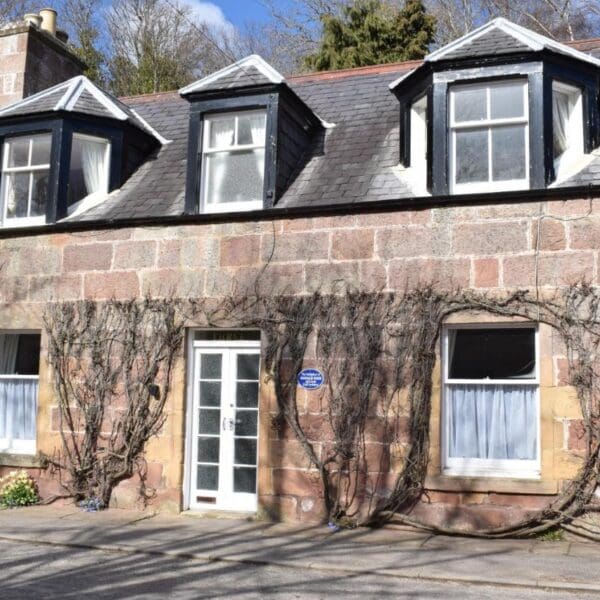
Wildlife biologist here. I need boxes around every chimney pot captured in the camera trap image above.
[39,8,57,36]
[24,13,42,28]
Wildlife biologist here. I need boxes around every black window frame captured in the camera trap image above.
[185,93,279,215]
[395,53,600,196]
[0,116,124,226]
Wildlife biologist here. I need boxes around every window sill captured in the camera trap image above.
[425,474,558,495]
[0,452,48,469]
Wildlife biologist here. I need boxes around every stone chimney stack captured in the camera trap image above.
[0,9,85,108]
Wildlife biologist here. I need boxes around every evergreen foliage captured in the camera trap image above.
[304,0,436,71]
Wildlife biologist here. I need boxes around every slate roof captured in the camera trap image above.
[180,55,284,95]
[424,18,600,67]
[1,21,598,224]
[75,62,417,222]
[72,35,600,223]
[0,76,168,143]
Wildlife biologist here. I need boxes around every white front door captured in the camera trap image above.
[188,337,260,512]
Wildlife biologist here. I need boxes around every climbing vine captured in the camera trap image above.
[43,284,600,538]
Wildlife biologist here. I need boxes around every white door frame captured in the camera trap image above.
[183,330,261,512]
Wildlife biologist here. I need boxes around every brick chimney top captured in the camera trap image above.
[0,10,85,108]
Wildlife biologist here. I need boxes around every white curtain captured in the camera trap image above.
[81,139,108,197]
[249,116,266,189]
[0,334,18,374]
[208,122,235,204]
[448,384,537,460]
[249,114,266,145]
[0,379,37,441]
[553,90,570,158]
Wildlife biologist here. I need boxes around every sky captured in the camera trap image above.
[187,0,278,30]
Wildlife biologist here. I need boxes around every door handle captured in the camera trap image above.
[222,417,234,431]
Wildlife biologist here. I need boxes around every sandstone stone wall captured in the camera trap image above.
[0,197,593,524]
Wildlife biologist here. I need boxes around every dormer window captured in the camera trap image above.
[201,110,267,213]
[449,80,529,194]
[1,133,51,227]
[67,133,110,215]
[552,81,583,180]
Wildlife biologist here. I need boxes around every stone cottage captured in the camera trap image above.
[0,10,599,529]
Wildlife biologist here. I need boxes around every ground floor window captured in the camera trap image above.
[442,325,539,478]
[0,333,40,454]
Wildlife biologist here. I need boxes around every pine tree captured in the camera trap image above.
[304,0,436,72]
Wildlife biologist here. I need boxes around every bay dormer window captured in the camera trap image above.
[200,110,267,213]
[552,81,584,181]
[1,133,51,227]
[449,80,529,194]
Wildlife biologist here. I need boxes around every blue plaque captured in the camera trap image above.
[297,368,324,390]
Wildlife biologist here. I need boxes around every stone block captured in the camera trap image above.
[388,258,470,289]
[453,222,528,256]
[376,226,451,259]
[331,229,374,260]
[271,468,323,498]
[264,232,329,262]
[473,258,499,288]
[532,219,566,251]
[220,236,260,266]
[63,243,112,272]
[84,271,140,299]
[113,241,157,270]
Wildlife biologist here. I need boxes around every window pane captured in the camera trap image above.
[492,126,526,181]
[0,334,21,374]
[237,113,266,146]
[4,173,30,218]
[30,171,49,216]
[6,137,30,168]
[453,87,487,122]
[68,135,109,207]
[200,354,222,379]
[553,89,571,159]
[455,129,488,183]
[490,83,525,119]
[197,437,220,463]
[204,149,265,205]
[447,384,537,460]
[233,467,256,493]
[13,334,41,376]
[234,438,257,465]
[235,410,257,437]
[236,382,258,408]
[0,378,38,440]
[448,328,535,379]
[30,134,51,166]
[197,465,218,490]
[199,381,221,407]
[208,117,235,149]
[237,354,259,380]
[198,408,220,434]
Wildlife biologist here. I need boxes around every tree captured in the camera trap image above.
[304,0,436,72]
[106,0,233,96]
[426,0,600,44]
[60,0,107,85]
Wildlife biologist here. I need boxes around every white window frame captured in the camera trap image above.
[441,323,541,479]
[409,94,428,193]
[449,80,529,194]
[0,134,51,228]
[0,330,40,455]
[200,109,266,214]
[552,80,584,182]
[67,132,111,217]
